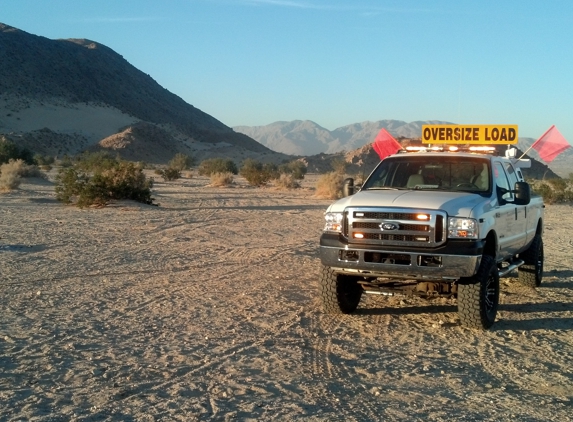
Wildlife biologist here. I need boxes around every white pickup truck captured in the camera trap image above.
[319,146,544,329]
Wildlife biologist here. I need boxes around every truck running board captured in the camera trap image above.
[498,259,524,277]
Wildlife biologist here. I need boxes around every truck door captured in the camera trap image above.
[503,161,528,250]
[493,161,526,257]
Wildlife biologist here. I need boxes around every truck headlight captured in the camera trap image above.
[324,212,344,233]
[448,217,478,239]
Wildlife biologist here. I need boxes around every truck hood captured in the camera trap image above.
[327,189,489,218]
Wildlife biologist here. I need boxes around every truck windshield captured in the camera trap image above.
[362,156,491,193]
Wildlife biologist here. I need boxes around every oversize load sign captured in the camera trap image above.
[422,125,518,144]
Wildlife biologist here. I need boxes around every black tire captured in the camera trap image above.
[518,235,543,287]
[457,255,499,329]
[319,265,363,314]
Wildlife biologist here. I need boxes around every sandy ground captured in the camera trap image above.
[1,173,572,421]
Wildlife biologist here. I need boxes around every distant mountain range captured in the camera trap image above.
[0,23,283,164]
[235,120,572,178]
[234,120,453,155]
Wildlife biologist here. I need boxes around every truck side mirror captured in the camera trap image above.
[342,178,354,197]
[513,181,531,205]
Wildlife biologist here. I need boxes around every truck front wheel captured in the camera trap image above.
[518,235,543,287]
[319,265,363,314]
[457,255,499,329]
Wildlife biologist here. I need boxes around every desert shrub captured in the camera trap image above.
[34,154,55,167]
[279,160,307,180]
[55,160,154,207]
[198,158,238,176]
[331,157,348,174]
[531,179,573,204]
[58,155,74,168]
[19,163,47,178]
[240,159,279,186]
[168,153,194,172]
[0,138,35,165]
[274,173,300,189]
[75,151,118,172]
[315,171,344,199]
[210,172,234,187]
[160,167,181,181]
[546,178,567,192]
[0,159,25,191]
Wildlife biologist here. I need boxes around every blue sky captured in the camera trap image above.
[2,0,572,141]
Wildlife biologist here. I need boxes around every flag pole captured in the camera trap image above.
[518,125,555,159]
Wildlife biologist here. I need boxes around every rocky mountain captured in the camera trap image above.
[0,23,282,164]
[234,120,453,155]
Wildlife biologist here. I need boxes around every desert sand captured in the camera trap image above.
[1,172,572,421]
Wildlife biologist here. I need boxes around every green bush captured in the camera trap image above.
[33,153,55,167]
[55,160,154,207]
[160,167,181,181]
[531,179,573,204]
[0,137,35,165]
[58,155,74,168]
[240,159,279,186]
[75,151,119,172]
[279,160,307,180]
[331,157,348,175]
[168,153,194,172]
[198,158,238,176]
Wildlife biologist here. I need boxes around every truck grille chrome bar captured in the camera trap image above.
[344,207,447,247]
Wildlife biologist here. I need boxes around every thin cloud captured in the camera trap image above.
[236,1,443,14]
[239,0,339,10]
[78,17,166,23]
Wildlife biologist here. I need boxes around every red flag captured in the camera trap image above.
[531,125,571,163]
[372,128,402,160]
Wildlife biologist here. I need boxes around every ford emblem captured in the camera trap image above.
[380,222,398,231]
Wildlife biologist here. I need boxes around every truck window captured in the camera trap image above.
[494,161,512,201]
[504,162,520,187]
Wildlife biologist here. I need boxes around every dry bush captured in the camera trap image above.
[18,163,47,179]
[0,159,25,191]
[210,172,234,187]
[274,173,300,190]
[315,171,344,199]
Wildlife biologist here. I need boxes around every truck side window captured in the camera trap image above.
[494,162,512,201]
[504,162,520,188]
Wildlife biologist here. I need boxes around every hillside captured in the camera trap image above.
[0,23,282,164]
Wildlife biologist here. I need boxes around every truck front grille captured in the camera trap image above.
[344,207,447,248]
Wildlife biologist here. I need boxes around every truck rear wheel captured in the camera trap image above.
[457,255,499,329]
[518,235,543,287]
[319,265,362,314]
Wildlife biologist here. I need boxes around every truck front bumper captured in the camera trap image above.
[320,235,484,280]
